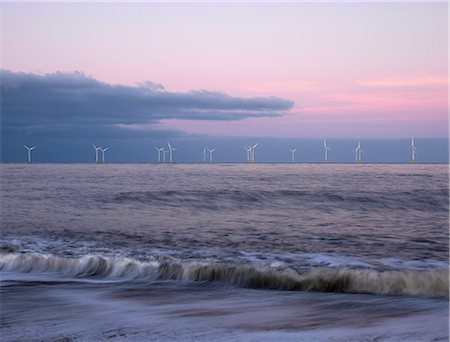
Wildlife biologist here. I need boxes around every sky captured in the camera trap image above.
[1,2,448,162]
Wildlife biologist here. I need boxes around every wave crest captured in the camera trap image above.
[1,253,448,298]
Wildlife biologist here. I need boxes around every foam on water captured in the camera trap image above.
[1,252,448,298]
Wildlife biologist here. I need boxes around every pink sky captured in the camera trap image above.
[2,2,448,138]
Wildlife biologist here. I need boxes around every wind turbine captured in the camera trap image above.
[251,143,259,163]
[323,139,332,163]
[208,148,215,163]
[92,144,102,163]
[167,142,177,163]
[289,148,297,162]
[411,137,418,163]
[355,141,362,163]
[154,146,164,163]
[162,149,168,163]
[100,147,109,163]
[244,145,252,163]
[24,145,36,164]
[358,142,364,163]
[203,147,207,163]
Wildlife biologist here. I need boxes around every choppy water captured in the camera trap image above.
[1,163,449,341]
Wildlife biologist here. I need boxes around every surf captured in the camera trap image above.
[1,252,448,298]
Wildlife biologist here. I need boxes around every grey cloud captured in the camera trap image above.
[1,70,294,139]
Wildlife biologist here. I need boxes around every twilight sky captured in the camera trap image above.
[1,2,448,162]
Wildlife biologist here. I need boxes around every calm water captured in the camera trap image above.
[1,163,449,341]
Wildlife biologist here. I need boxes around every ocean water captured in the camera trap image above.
[0,163,448,341]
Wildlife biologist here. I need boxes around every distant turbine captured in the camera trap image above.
[154,146,164,163]
[167,142,177,163]
[411,137,418,163]
[358,142,364,163]
[100,147,109,163]
[162,149,168,163]
[289,148,297,162]
[251,143,259,163]
[92,144,102,163]
[244,145,252,163]
[24,145,36,164]
[323,139,332,163]
[203,147,207,163]
[355,141,362,163]
[208,148,215,163]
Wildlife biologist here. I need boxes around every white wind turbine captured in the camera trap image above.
[92,144,102,163]
[100,147,109,163]
[411,137,418,163]
[323,139,332,163]
[208,148,215,163]
[162,149,168,163]
[355,141,363,163]
[167,142,177,163]
[24,145,36,164]
[244,145,252,163]
[203,147,207,163]
[154,146,164,163]
[358,142,364,163]
[250,143,259,163]
[289,148,297,162]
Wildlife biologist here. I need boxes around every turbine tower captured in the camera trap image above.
[203,148,207,163]
[208,148,215,163]
[355,141,362,163]
[289,148,297,162]
[358,142,364,163]
[167,142,177,163]
[244,145,252,163]
[411,137,418,163]
[323,139,332,163]
[162,149,168,163]
[100,147,109,163]
[92,144,102,163]
[251,143,259,163]
[154,146,164,163]
[24,145,36,164]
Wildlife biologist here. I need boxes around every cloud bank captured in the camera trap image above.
[1,70,294,140]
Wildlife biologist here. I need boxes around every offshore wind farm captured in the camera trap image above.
[1,2,448,342]
[16,137,446,164]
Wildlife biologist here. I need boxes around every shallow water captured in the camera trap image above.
[1,163,449,341]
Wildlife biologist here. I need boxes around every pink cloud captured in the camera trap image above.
[357,75,447,88]
[241,81,318,93]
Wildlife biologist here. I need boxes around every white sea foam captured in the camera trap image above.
[1,252,448,298]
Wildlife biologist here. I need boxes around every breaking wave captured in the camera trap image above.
[1,253,448,298]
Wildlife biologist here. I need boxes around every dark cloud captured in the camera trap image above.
[1,70,294,140]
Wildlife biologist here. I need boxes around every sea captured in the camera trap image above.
[0,163,448,342]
